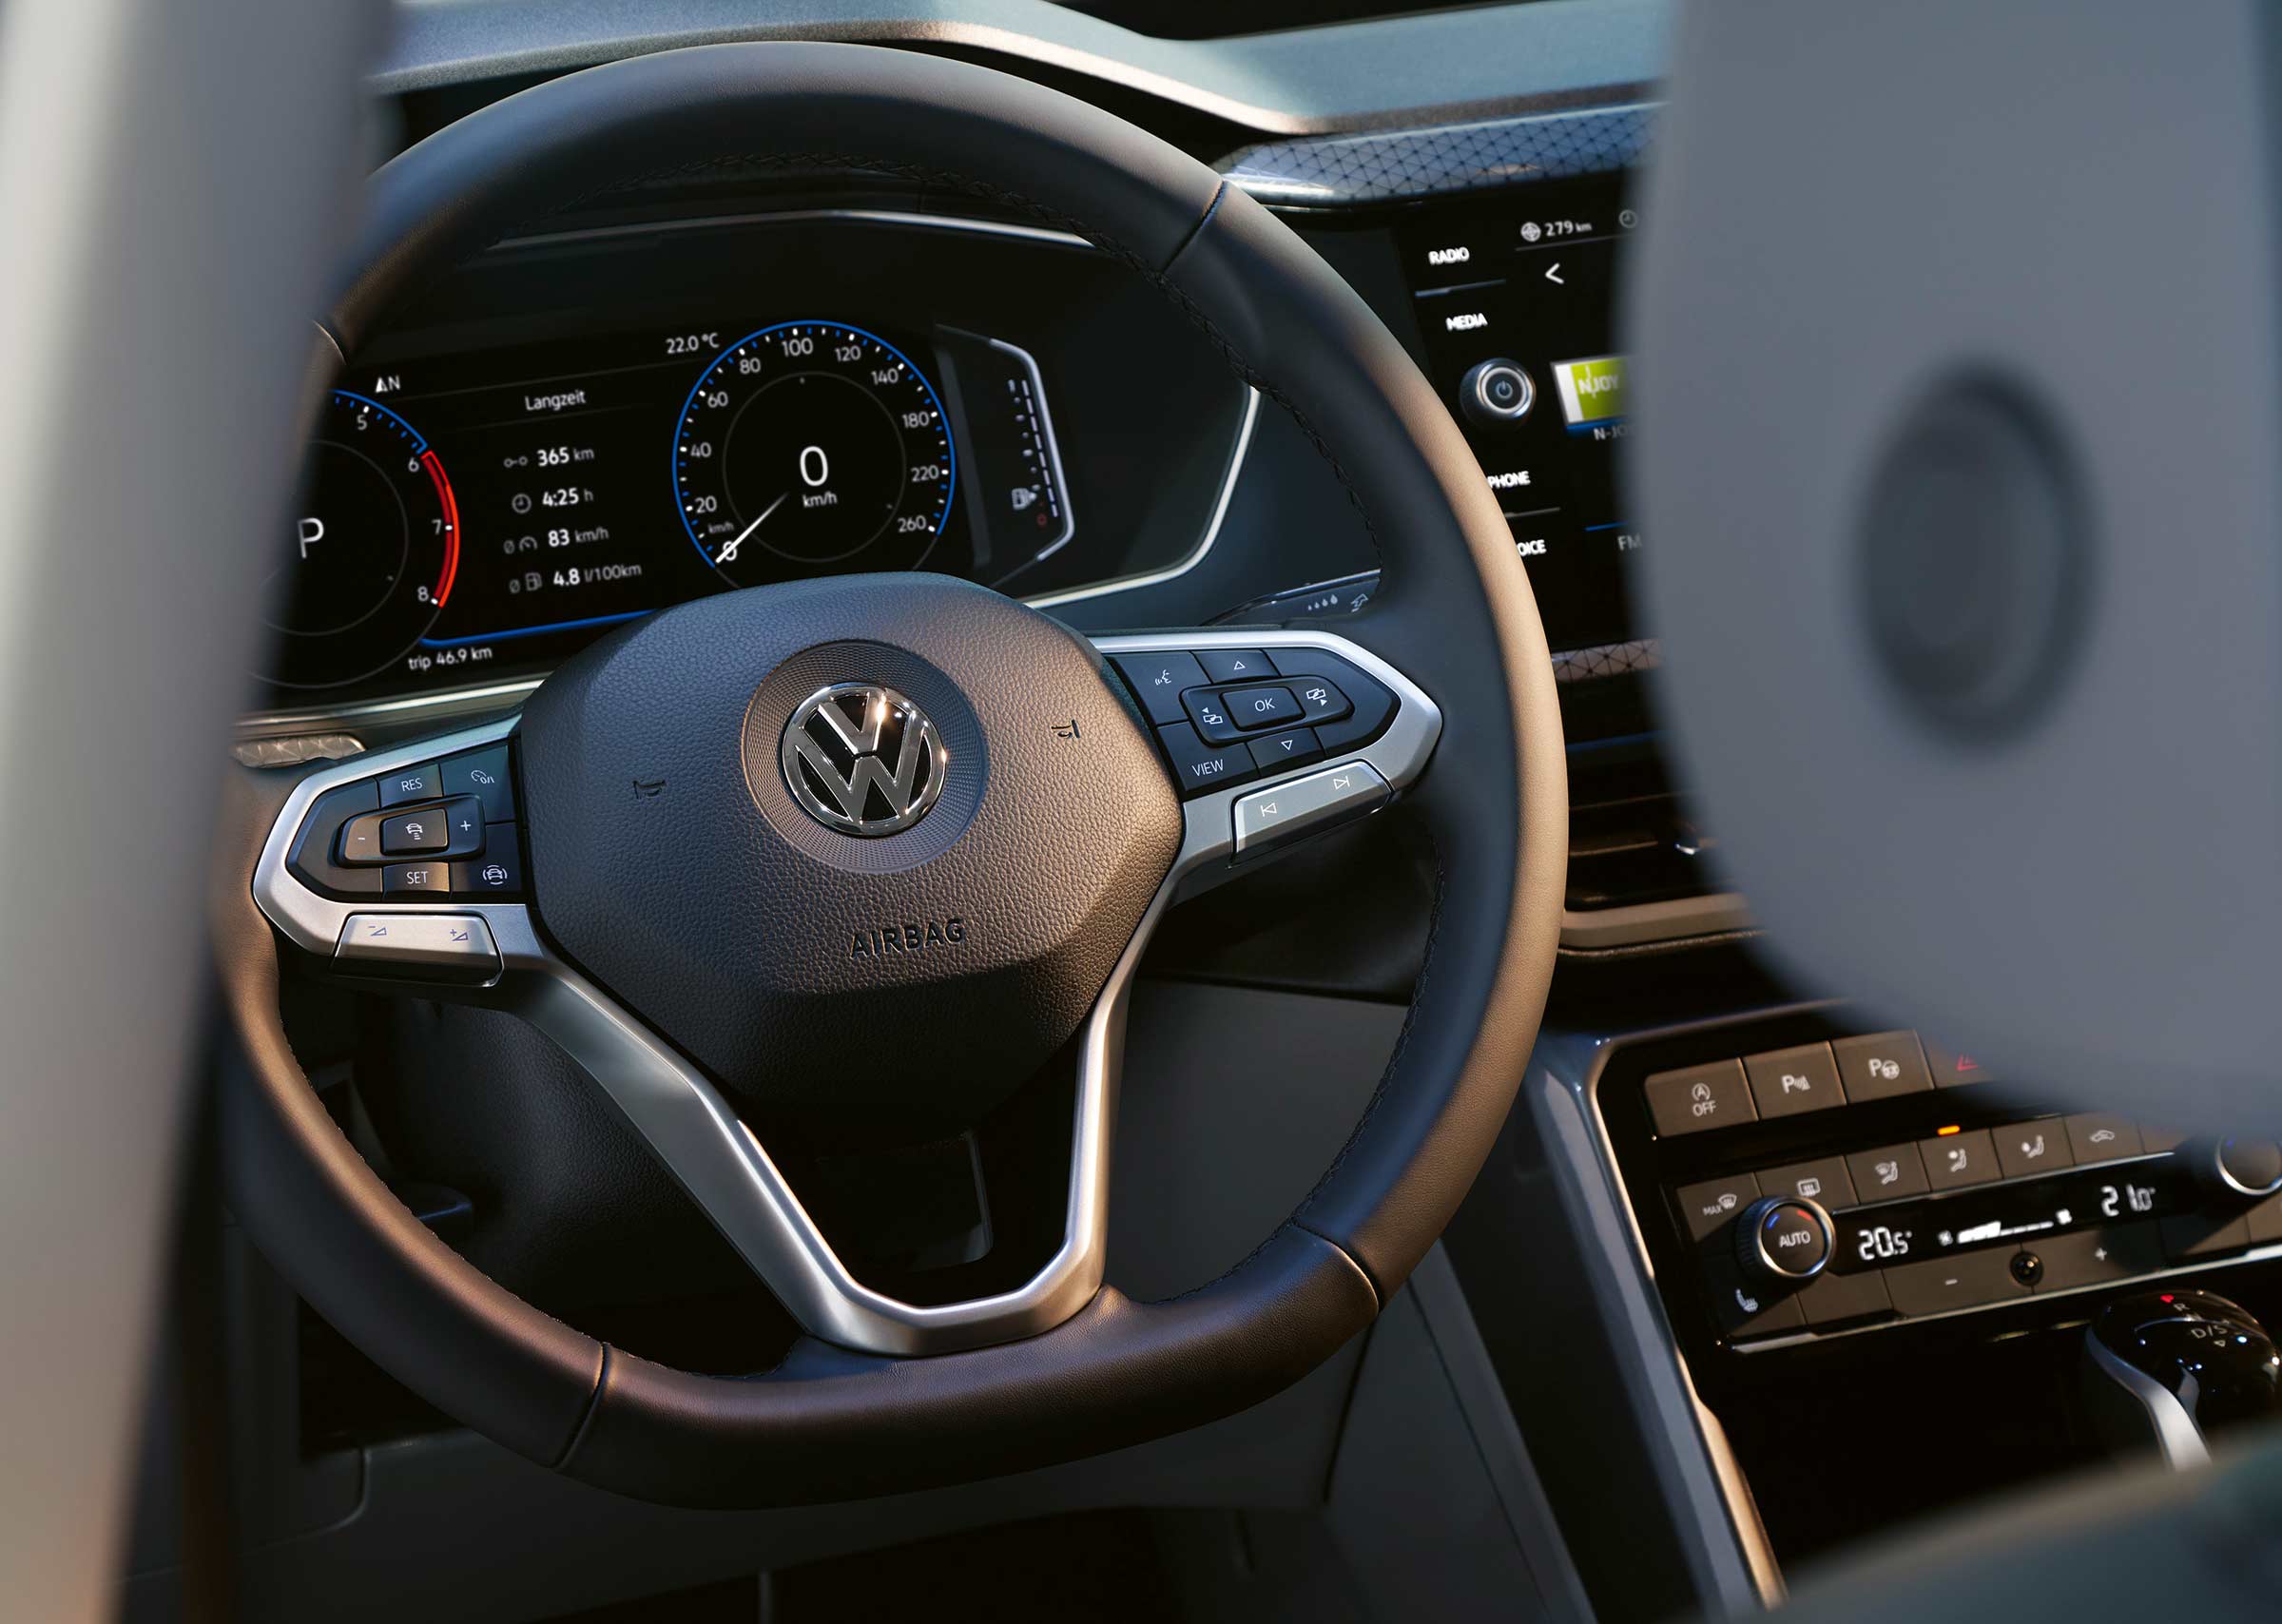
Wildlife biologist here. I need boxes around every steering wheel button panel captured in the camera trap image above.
[335,912,500,981]
[1231,759,1390,860]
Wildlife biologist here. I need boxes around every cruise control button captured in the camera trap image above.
[383,861,453,896]
[1847,1142,1931,1202]
[1920,1129,2001,1190]
[1831,1032,1932,1100]
[1183,688,1246,744]
[1743,1042,1845,1119]
[381,809,452,856]
[337,811,390,867]
[1996,1120,2075,1179]
[288,780,382,898]
[378,762,443,807]
[1155,722,1252,796]
[1246,727,1322,772]
[1196,648,1274,684]
[1231,759,1389,858]
[453,824,525,898]
[440,744,515,822]
[1224,685,1302,729]
[1113,652,1209,726]
[1643,1059,1754,1137]
[336,913,500,981]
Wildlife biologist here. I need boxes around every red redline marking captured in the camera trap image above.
[420,449,460,609]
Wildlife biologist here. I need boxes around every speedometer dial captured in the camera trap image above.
[672,322,956,587]
[264,392,460,688]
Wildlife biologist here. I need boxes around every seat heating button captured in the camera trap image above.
[1231,760,1389,858]
[336,913,500,981]
[1704,1261,1804,1340]
[1920,1128,2002,1190]
[1996,1120,2076,1179]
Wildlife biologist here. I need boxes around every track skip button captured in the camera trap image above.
[1232,760,1390,860]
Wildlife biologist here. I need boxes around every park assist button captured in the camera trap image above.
[1231,760,1389,858]
[335,913,500,982]
[1831,1032,1931,1100]
[1643,1059,1754,1138]
[1743,1042,1845,1119]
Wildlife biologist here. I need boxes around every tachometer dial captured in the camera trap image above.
[264,392,460,688]
[672,322,956,586]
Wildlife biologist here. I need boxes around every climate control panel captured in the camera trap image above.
[1600,1015,2282,1352]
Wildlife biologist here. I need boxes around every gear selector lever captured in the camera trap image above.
[2082,1289,2282,1468]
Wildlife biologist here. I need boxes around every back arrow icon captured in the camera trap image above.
[1544,261,1565,285]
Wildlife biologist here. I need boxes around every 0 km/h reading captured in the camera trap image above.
[671,322,957,588]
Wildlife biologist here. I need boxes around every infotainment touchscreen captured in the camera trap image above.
[1397,176,1638,654]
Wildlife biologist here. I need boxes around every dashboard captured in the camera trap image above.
[254,170,1648,721]
[260,206,1254,709]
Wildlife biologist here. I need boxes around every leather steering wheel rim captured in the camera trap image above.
[214,40,1567,1508]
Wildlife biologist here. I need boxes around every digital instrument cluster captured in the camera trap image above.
[265,318,1073,699]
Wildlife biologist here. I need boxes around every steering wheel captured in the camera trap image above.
[213,41,1566,1508]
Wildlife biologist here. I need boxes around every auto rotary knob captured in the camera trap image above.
[1733,1194,1836,1284]
[2192,1136,2282,1201]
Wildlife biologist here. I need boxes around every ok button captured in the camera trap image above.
[1223,685,1302,729]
